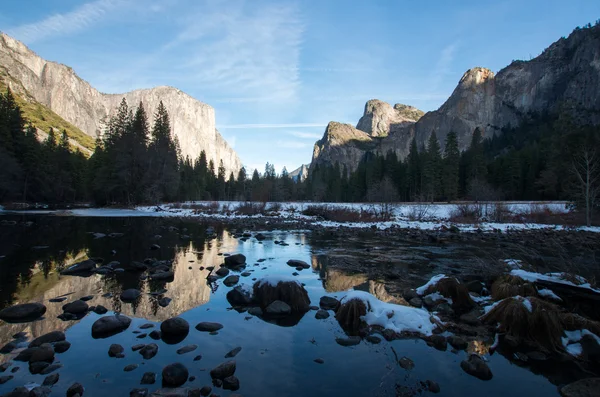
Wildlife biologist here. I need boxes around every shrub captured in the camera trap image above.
[448,203,482,223]
[406,203,437,221]
[424,277,475,312]
[491,275,538,301]
[336,298,367,335]
[301,205,389,223]
[234,202,266,216]
[266,202,282,212]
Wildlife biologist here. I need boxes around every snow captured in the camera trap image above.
[416,274,446,295]
[483,300,502,314]
[511,270,600,293]
[3,201,599,233]
[470,294,492,303]
[521,297,533,312]
[504,259,523,269]
[257,275,301,287]
[341,290,437,336]
[566,343,583,356]
[537,288,562,301]
[423,292,453,305]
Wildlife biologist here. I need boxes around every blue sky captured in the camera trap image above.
[2,0,599,173]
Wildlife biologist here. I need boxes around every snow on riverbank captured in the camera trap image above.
[2,200,599,233]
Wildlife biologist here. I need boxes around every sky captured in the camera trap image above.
[1,0,599,173]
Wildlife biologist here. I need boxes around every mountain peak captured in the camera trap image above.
[356,99,422,137]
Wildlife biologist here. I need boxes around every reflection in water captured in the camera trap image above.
[0,218,237,354]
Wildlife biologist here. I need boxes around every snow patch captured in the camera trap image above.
[511,270,600,293]
[470,294,492,303]
[566,343,583,356]
[504,259,522,269]
[537,288,562,301]
[423,292,453,305]
[521,298,533,312]
[341,290,437,336]
[416,274,446,295]
[257,275,301,287]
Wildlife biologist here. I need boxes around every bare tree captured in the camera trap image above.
[571,147,599,226]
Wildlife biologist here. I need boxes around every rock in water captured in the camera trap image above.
[560,378,600,397]
[62,300,89,315]
[160,317,189,344]
[253,279,311,312]
[335,336,361,347]
[91,315,132,338]
[448,335,468,350]
[60,259,96,275]
[53,340,71,353]
[29,344,54,363]
[139,344,159,360]
[224,254,246,268]
[29,331,65,347]
[226,286,254,306]
[0,303,46,323]
[223,275,240,287]
[141,372,156,384]
[195,322,223,332]
[162,363,188,387]
[266,300,291,315]
[223,375,240,391]
[66,382,84,397]
[460,354,493,380]
[225,347,242,358]
[319,296,340,311]
[120,289,141,302]
[42,373,59,386]
[108,344,124,358]
[176,345,198,355]
[287,259,310,269]
[210,360,236,379]
[315,310,330,319]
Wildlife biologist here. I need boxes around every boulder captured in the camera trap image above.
[53,341,71,353]
[448,335,468,350]
[315,310,330,319]
[60,259,96,275]
[162,363,188,387]
[195,322,223,332]
[121,289,141,302]
[335,336,361,346]
[0,303,46,323]
[319,296,340,311]
[460,354,493,380]
[139,343,159,360]
[223,275,240,287]
[149,271,174,281]
[223,375,240,391]
[287,260,310,269]
[62,300,89,315]
[29,331,65,347]
[29,344,54,363]
[108,344,125,358]
[253,279,311,312]
[66,383,84,397]
[141,372,156,384]
[224,254,246,268]
[160,317,189,343]
[226,286,254,306]
[42,373,59,386]
[176,345,198,355]
[210,360,236,379]
[560,378,600,397]
[28,386,52,397]
[265,300,292,315]
[215,267,230,277]
[91,315,132,338]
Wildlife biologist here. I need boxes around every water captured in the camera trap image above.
[0,215,563,396]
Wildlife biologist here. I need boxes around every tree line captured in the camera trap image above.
[1,87,598,219]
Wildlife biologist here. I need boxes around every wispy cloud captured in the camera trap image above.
[218,123,327,129]
[288,131,322,139]
[6,0,125,43]
[275,140,312,149]
[429,42,460,92]
[163,1,304,102]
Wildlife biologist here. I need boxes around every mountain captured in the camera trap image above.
[289,164,309,182]
[312,23,600,172]
[0,32,242,174]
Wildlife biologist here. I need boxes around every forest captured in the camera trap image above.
[0,88,598,215]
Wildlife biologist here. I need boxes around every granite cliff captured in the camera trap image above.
[0,32,242,174]
[312,24,600,173]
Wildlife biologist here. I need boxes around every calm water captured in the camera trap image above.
[0,215,561,396]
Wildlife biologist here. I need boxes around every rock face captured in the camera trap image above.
[356,99,423,137]
[289,164,310,182]
[311,24,600,172]
[0,33,241,174]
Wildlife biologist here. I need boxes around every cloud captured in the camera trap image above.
[288,131,322,139]
[275,140,312,149]
[163,0,304,102]
[6,0,125,43]
[217,123,327,129]
[429,42,460,91]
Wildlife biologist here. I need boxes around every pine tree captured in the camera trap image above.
[423,132,442,201]
[217,160,226,200]
[443,130,460,201]
[407,137,421,201]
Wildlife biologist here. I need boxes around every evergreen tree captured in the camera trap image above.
[406,137,422,200]
[423,132,442,201]
[443,130,460,201]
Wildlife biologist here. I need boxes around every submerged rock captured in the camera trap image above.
[61,259,96,275]
[62,300,89,315]
[560,378,600,397]
[108,344,125,358]
[399,357,415,370]
[210,360,236,379]
[460,354,493,380]
[66,382,84,397]
[176,345,198,355]
[223,275,240,287]
[92,315,132,338]
[42,373,59,386]
[29,331,65,347]
[139,344,159,360]
[162,363,189,387]
[315,310,330,319]
[141,372,156,384]
[448,335,468,350]
[223,375,240,391]
[0,303,46,323]
[225,347,242,358]
[195,322,223,332]
[121,289,141,302]
[335,336,362,347]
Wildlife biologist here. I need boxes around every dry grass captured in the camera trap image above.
[301,205,389,223]
[448,203,483,223]
[491,275,539,301]
[335,298,367,335]
[482,296,564,353]
[559,313,600,336]
[235,202,267,216]
[252,280,311,312]
[424,277,475,311]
